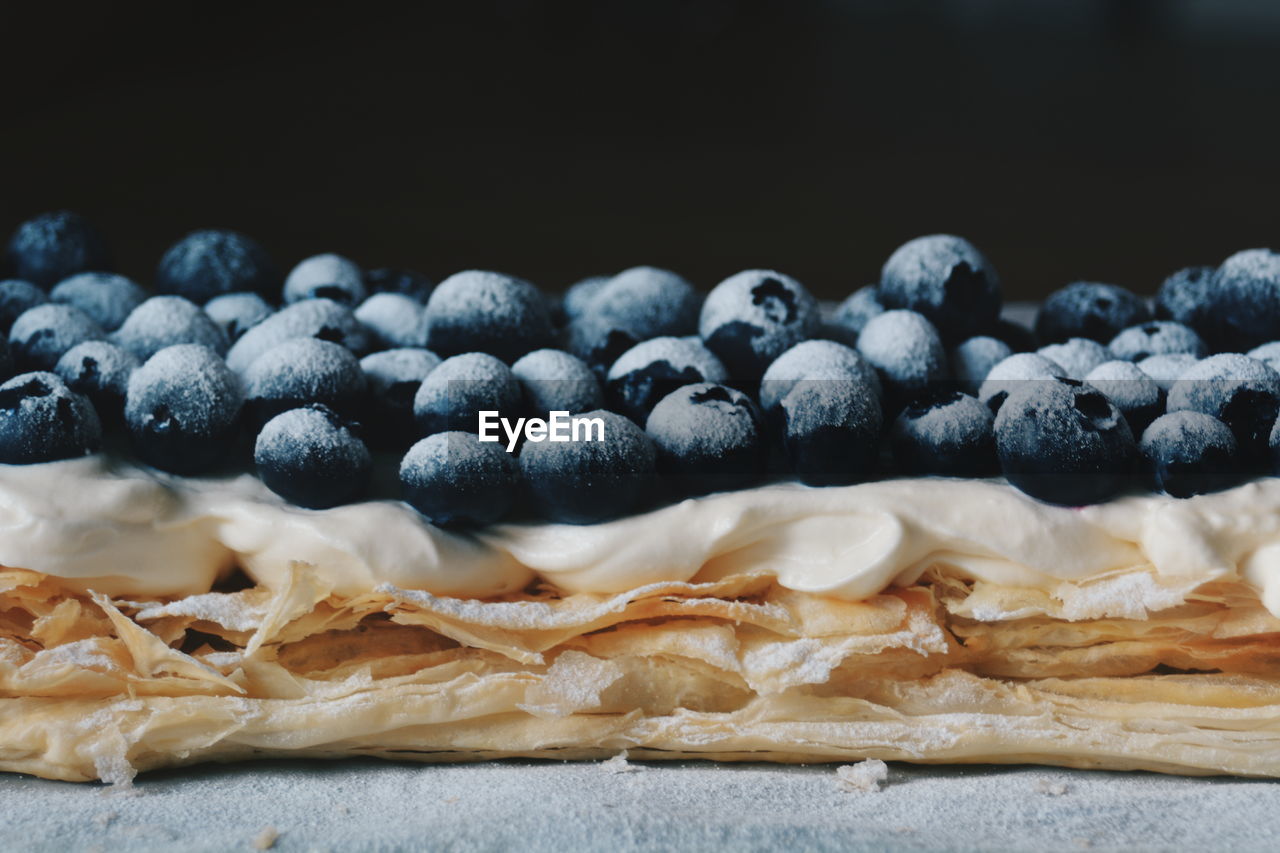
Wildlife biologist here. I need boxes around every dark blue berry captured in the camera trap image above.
[400,431,518,527]
[54,341,140,424]
[0,372,101,463]
[413,352,521,436]
[1211,249,1280,352]
[1137,353,1198,392]
[1084,360,1164,436]
[950,336,1012,395]
[354,293,428,350]
[226,298,371,373]
[50,272,146,332]
[518,409,656,524]
[570,266,700,359]
[605,336,728,422]
[988,317,1038,353]
[255,404,371,509]
[832,285,885,335]
[566,311,642,374]
[815,300,859,347]
[124,344,243,474]
[112,296,228,361]
[5,211,110,288]
[9,304,105,371]
[891,390,996,477]
[994,377,1138,505]
[1154,266,1217,342]
[425,270,553,363]
[978,353,1068,413]
[363,268,434,303]
[1037,338,1109,380]
[283,253,367,305]
[645,382,765,494]
[1034,282,1150,345]
[204,292,273,343]
[559,275,610,325]
[878,234,1001,342]
[155,229,279,303]
[1108,321,1206,362]
[1167,353,1280,458]
[699,270,818,380]
[855,310,947,402]
[0,280,49,335]
[1249,342,1280,374]
[360,348,441,448]
[759,340,881,416]
[779,375,883,486]
[511,349,603,416]
[243,338,368,427]
[1144,411,1240,498]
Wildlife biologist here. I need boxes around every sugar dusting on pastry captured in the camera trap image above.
[836,760,888,793]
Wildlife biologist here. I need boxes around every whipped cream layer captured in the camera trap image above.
[5,455,1280,616]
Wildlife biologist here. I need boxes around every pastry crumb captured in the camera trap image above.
[1035,779,1069,796]
[443,796,460,804]
[251,825,279,850]
[601,751,641,774]
[835,759,888,792]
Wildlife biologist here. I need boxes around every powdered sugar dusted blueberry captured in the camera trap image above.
[759,339,881,415]
[112,296,229,360]
[699,270,818,379]
[645,382,765,494]
[0,280,49,334]
[511,349,603,416]
[878,234,1001,341]
[1084,359,1164,435]
[1213,249,1280,352]
[226,298,371,373]
[1137,353,1198,391]
[519,409,656,524]
[1035,282,1150,345]
[1143,411,1240,498]
[1167,353,1280,457]
[989,317,1038,353]
[1248,342,1280,374]
[204,292,273,343]
[605,336,728,422]
[5,211,110,288]
[950,335,1012,394]
[1155,266,1217,335]
[364,268,434,303]
[855,310,947,401]
[156,229,279,303]
[355,293,429,350]
[360,348,441,448]
[425,270,553,363]
[0,371,101,463]
[50,272,146,332]
[243,338,367,427]
[1037,337,1110,380]
[124,344,243,474]
[780,375,883,485]
[978,352,1068,413]
[413,352,521,436]
[400,431,517,527]
[9,304,105,371]
[832,285,885,335]
[890,390,996,477]
[560,276,610,325]
[54,340,140,422]
[255,404,371,509]
[594,266,700,339]
[1108,321,1206,362]
[283,253,366,305]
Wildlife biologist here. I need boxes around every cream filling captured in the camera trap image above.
[5,455,1280,616]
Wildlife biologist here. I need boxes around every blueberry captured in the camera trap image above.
[9,304,105,371]
[645,382,765,494]
[1084,360,1164,436]
[1137,353,1198,392]
[994,377,1138,505]
[779,375,883,485]
[699,270,819,380]
[815,300,860,347]
[413,352,521,436]
[243,338,367,427]
[0,280,49,335]
[855,310,947,403]
[1036,337,1110,380]
[978,353,1068,414]
[0,372,101,463]
[155,229,279,303]
[204,292,273,343]
[950,336,1012,395]
[519,409,656,524]
[890,390,996,477]
[1248,342,1280,373]
[1212,249,1280,352]
[255,404,371,509]
[511,349,603,416]
[1167,353,1280,458]
[354,293,428,350]
[1034,282,1150,345]
[1143,411,1240,498]
[605,336,728,422]
[1108,321,1206,362]
[878,234,1001,342]
[364,267,434,303]
[580,265,700,342]
[124,344,243,474]
[225,298,371,374]
[400,431,518,527]
[50,272,146,332]
[112,296,229,361]
[360,348,442,448]
[425,270,553,363]
[559,275,610,325]
[832,285,885,335]
[5,211,110,288]
[988,317,1038,353]
[1154,266,1219,347]
[283,253,367,305]
[54,341,140,424]
[759,340,881,417]
[567,311,644,374]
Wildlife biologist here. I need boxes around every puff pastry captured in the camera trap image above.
[5,559,1280,783]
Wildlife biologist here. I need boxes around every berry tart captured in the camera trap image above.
[3,216,1280,783]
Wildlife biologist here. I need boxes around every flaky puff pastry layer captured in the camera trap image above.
[4,564,1280,783]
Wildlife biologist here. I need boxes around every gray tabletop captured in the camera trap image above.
[5,758,1279,853]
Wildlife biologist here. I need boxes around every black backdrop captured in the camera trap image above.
[3,0,1279,302]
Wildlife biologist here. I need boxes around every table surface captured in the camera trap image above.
[5,758,1280,853]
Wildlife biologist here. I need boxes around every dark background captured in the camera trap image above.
[3,0,1278,302]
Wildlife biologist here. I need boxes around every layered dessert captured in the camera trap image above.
[3,214,1280,782]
